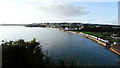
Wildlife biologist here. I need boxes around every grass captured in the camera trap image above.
[75,31,104,38]
[74,31,117,42]
[83,32,104,37]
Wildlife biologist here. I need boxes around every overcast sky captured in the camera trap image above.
[0,0,119,25]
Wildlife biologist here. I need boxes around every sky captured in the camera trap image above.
[0,0,119,25]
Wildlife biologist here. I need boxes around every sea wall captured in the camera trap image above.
[110,48,120,55]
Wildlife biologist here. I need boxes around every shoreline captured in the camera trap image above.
[59,29,120,56]
[68,31,106,46]
[110,48,120,56]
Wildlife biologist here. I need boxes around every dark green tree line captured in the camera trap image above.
[2,38,53,68]
[2,38,76,68]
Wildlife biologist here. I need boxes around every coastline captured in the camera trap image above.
[59,29,120,56]
[110,48,120,55]
[61,30,106,47]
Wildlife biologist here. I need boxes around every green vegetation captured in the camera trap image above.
[2,38,76,68]
[82,32,103,37]
[26,24,46,27]
[75,31,105,37]
[74,26,120,42]
[76,31,120,42]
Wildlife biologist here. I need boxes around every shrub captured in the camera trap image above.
[2,38,53,68]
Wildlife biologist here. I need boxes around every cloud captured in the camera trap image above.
[36,3,90,17]
[22,0,119,2]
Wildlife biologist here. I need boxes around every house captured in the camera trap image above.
[113,42,120,46]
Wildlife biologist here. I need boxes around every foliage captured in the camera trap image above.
[26,24,46,27]
[74,25,120,42]
[58,56,78,68]
[2,38,53,68]
[2,38,77,68]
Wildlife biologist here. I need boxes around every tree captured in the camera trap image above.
[117,31,120,37]
[2,39,53,68]
[2,39,76,68]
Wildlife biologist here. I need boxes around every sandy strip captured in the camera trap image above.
[110,48,120,55]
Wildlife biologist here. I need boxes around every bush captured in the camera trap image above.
[2,38,77,68]
[2,38,53,68]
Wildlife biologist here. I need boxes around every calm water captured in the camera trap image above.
[0,26,119,66]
